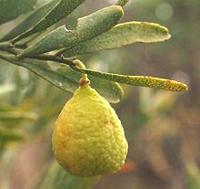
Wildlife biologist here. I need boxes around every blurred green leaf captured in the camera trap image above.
[63,22,171,56]
[19,5,124,57]
[0,0,37,25]
[73,67,188,92]
[186,163,200,189]
[1,56,123,103]
[0,104,38,128]
[0,129,24,152]
[38,161,97,189]
[0,130,24,144]
[0,111,38,121]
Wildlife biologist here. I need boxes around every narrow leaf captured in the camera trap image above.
[19,26,75,57]
[1,0,86,42]
[2,55,123,103]
[28,0,86,36]
[63,22,171,56]
[1,0,61,41]
[73,67,188,92]
[0,0,37,24]
[19,5,124,57]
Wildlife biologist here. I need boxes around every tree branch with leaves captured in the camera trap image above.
[0,0,188,188]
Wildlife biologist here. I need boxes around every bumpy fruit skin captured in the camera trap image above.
[52,84,128,177]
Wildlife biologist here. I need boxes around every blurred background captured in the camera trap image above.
[0,0,200,189]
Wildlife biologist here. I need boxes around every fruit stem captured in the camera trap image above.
[72,59,90,86]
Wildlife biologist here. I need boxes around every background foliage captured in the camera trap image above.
[0,0,199,189]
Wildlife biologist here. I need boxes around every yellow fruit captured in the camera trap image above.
[52,84,128,177]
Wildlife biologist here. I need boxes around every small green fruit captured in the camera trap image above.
[52,84,128,176]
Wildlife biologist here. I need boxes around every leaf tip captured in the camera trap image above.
[158,24,171,41]
[180,83,189,92]
[165,80,189,92]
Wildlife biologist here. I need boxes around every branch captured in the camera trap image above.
[0,42,13,51]
[26,54,75,67]
[0,50,75,68]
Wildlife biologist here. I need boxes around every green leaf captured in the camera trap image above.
[2,55,123,103]
[2,0,86,42]
[38,161,97,189]
[19,5,124,57]
[29,0,86,36]
[75,5,124,41]
[72,67,188,92]
[1,0,61,41]
[63,22,171,56]
[19,26,74,56]
[0,0,37,24]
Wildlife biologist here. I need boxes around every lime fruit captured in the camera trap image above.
[52,84,128,176]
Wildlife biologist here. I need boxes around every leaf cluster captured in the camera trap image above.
[0,0,188,105]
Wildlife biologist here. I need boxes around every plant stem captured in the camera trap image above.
[0,44,21,55]
[0,46,76,67]
[0,42,13,51]
[27,54,75,67]
[0,54,20,66]
[0,45,78,74]
[116,0,129,6]
[72,59,89,86]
